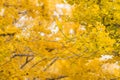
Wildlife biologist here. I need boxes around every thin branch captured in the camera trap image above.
[11,53,34,58]
[46,75,68,80]
[59,29,69,39]
[0,33,15,37]
[56,75,68,80]
[43,57,58,71]
[0,59,12,67]
[20,56,34,69]
[30,58,47,69]
[0,53,34,68]
[11,53,34,69]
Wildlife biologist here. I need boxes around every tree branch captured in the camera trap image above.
[30,58,47,69]
[11,53,34,58]
[20,56,34,69]
[0,33,15,37]
[43,57,58,71]
[11,53,34,69]
[46,75,68,80]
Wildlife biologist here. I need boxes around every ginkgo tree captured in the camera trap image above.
[0,0,120,80]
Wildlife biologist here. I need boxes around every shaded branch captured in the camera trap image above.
[20,56,34,69]
[11,53,34,58]
[0,59,12,67]
[30,58,47,69]
[0,53,33,67]
[59,29,69,39]
[43,57,58,71]
[46,75,68,80]
[0,33,15,37]
[11,53,34,69]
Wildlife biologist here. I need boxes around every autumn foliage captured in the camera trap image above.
[0,0,120,80]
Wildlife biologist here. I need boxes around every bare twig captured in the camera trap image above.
[59,29,69,39]
[46,75,68,80]
[0,33,15,37]
[11,53,34,69]
[0,59,12,67]
[43,57,58,71]
[0,53,34,68]
[30,58,47,69]
[11,53,34,58]
[20,56,34,69]
[55,75,68,80]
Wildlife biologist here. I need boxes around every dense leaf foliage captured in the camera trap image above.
[0,0,120,80]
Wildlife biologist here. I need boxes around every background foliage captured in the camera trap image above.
[0,0,120,80]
